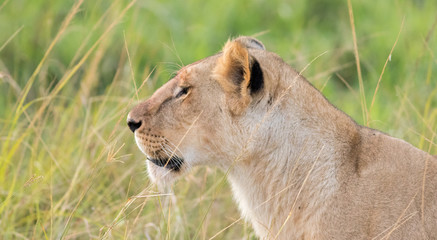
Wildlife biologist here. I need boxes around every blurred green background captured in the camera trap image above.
[0,0,436,239]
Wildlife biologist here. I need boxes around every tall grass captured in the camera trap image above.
[0,0,436,239]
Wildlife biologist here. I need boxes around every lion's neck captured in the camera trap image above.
[227,76,359,238]
[228,137,339,238]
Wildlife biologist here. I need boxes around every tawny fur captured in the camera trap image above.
[128,36,437,239]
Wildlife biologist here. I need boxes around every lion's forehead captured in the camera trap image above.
[176,54,221,79]
[175,67,191,81]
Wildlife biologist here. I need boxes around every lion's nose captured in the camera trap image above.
[127,118,142,133]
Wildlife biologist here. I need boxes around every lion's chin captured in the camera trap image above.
[146,160,186,186]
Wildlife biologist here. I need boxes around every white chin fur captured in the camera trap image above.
[146,160,183,186]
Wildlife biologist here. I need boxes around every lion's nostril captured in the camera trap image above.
[127,119,142,133]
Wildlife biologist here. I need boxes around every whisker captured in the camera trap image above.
[164,141,192,170]
[163,141,188,166]
[164,140,183,156]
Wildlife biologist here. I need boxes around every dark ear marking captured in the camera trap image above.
[234,36,266,50]
[249,39,265,50]
[232,65,246,86]
[248,58,263,94]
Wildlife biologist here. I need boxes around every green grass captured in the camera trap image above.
[0,0,436,239]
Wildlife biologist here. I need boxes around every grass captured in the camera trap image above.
[0,0,436,239]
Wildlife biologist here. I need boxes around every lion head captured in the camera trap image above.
[127,36,295,184]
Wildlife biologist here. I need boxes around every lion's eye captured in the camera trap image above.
[175,87,190,99]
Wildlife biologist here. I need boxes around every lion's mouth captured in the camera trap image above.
[147,156,184,171]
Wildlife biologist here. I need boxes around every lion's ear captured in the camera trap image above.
[233,36,265,50]
[214,39,264,115]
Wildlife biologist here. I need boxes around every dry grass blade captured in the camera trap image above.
[101,186,159,239]
[347,0,368,125]
[124,31,139,101]
[208,217,243,240]
[0,25,23,52]
[0,0,10,11]
[369,18,405,119]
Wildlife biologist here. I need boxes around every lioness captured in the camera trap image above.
[127,36,437,239]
